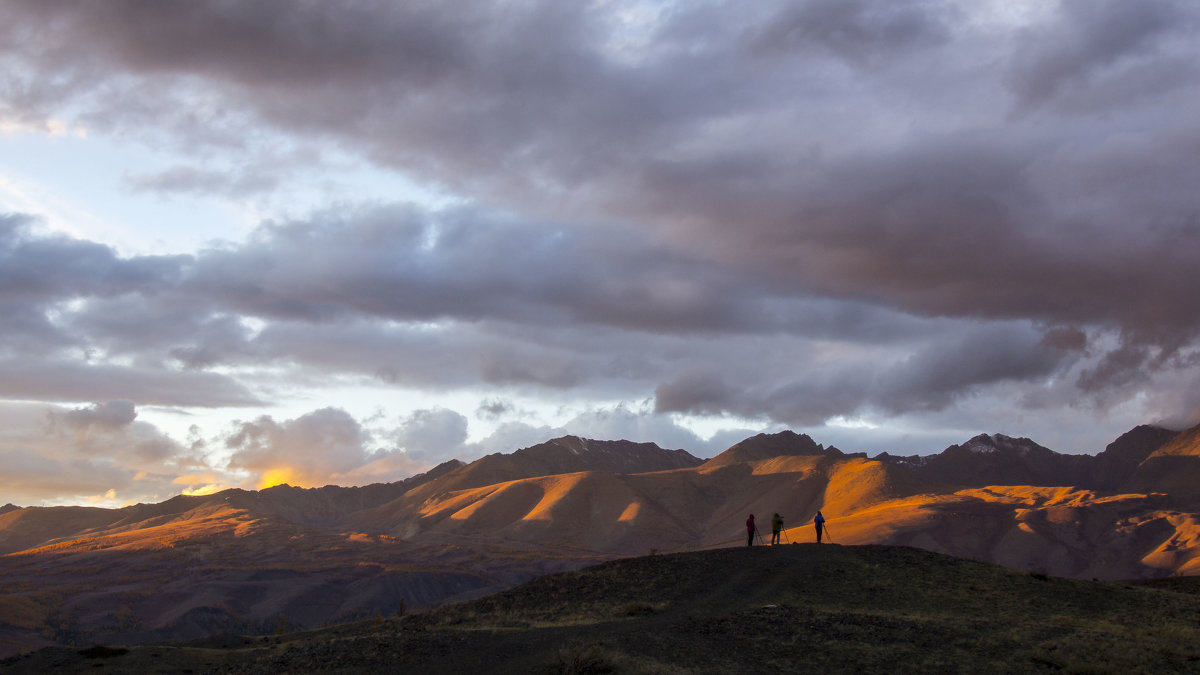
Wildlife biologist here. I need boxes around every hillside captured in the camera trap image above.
[6,544,1200,674]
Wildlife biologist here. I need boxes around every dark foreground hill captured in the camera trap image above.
[6,544,1200,674]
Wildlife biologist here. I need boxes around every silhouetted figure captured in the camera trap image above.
[746,514,756,547]
[771,513,783,545]
[814,510,826,543]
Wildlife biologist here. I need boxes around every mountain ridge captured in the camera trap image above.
[700,429,848,468]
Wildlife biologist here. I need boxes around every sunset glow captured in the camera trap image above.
[258,468,300,490]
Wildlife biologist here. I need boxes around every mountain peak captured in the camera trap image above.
[703,430,844,467]
[0,503,20,515]
[1121,421,1200,497]
[546,435,593,455]
[884,432,1091,488]
[432,436,705,492]
[1088,425,1179,490]
[958,433,1043,455]
[512,436,702,473]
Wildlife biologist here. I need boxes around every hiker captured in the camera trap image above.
[814,510,826,543]
[746,514,756,547]
[771,513,783,545]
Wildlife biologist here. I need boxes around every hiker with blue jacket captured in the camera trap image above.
[814,510,826,543]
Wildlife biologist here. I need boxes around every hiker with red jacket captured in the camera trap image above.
[746,514,756,547]
[814,510,826,543]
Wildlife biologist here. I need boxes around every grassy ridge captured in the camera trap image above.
[5,544,1200,673]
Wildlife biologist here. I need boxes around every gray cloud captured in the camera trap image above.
[655,321,1089,426]
[57,399,138,431]
[225,407,377,486]
[124,164,279,198]
[0,214,185,302]
[1007,0,1195,112]
[6,193,1194,441]
[475,398,515,421]
[178,204,769,334]
[2,0,1200,489]
[5,1,1197,353]
[0,356,262,407]
[748,0,956,66]
[388,408,469,462]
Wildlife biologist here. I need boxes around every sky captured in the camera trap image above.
[2,0,1200,507]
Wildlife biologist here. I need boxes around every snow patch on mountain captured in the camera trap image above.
[961,434,1038,455]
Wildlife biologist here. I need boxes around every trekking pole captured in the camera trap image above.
[823,523,833,543]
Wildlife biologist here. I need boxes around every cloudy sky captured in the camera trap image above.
[3,0,1199,507]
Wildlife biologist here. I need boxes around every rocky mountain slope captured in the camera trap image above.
[2,425,1199,658]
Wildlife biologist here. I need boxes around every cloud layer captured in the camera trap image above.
[2,0,1200,503]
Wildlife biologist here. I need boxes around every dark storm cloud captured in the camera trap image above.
[3,0,1200,435]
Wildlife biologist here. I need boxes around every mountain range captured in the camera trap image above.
[2,424,1199,657]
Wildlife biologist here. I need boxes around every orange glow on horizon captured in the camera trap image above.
[258,467,300,489]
